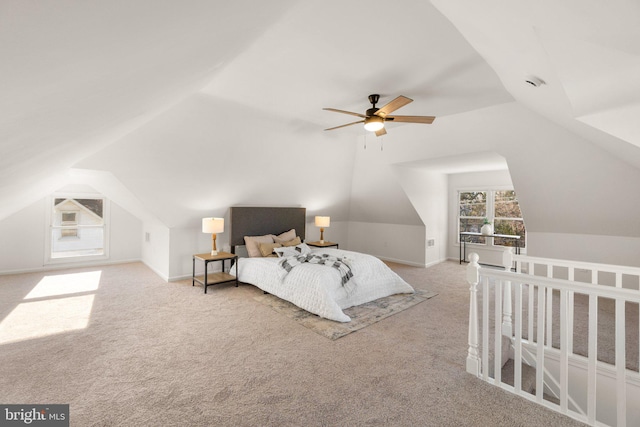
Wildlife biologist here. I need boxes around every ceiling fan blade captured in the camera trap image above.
[375,96,413,118]
[323,108,366,118]
[385,115,435,124]
[375,127,387,137]
[324,120,364,131]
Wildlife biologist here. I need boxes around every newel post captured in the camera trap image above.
[501,247,514,337]
[466,252,481,376]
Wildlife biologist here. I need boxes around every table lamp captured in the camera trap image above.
[202,217,224,255]
[315,216,330,244]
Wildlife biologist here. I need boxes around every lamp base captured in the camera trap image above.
[319,240,324,244]
[211,233,218,256]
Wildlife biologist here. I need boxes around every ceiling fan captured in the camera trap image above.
[323,94,435,137]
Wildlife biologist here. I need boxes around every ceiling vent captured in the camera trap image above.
[524,75,545,87]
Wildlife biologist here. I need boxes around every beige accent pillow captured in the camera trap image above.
[258,242,282,257]
[244,235,275,257]
[273,229,296,244]
[280,236,302,247]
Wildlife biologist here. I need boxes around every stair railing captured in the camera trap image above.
[466,252,640,427]
[510,253,640,357]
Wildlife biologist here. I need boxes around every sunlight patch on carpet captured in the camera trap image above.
[0,271,101,345]
[25,270,101,299]
[0,295,95,344]
[254,289,437,340]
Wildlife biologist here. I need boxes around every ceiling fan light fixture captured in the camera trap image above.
[364,116,384,132]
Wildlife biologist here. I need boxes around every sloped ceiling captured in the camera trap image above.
[432,0,640,167]
[1,0,513,226]
[0,0,296,219]
[2,0,640,236]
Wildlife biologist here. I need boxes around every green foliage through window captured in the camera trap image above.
[458,190,526,248]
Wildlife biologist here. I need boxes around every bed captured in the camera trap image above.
[229,207,415,322]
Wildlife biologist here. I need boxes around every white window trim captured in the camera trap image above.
[45,193,110,265]
[456,187,526,250]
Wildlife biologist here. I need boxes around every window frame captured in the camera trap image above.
[45,193,110,265]
[456,187,526,250]
[458,191,489,245]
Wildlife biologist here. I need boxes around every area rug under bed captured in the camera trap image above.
[253,289,438,340]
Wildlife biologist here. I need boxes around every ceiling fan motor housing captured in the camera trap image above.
[366,107,379,117]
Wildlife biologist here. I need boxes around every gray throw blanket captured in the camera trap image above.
[278,253,354,286]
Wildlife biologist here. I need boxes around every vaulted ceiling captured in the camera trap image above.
[2,0,639,235]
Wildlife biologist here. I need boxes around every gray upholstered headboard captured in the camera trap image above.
[229,207,306,252]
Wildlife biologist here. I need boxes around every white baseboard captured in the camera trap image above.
[167,263,225,282]
[0,258,142,276]
[141,262,169,282]
[168,273,192,282]
[377,256,448,268]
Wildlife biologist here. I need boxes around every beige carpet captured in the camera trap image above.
[253,288,438,340]
[0,260,587,426]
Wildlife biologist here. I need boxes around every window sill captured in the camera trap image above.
[46,254,109,266]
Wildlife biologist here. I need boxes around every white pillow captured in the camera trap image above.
[273,229,296,244]
[244,234,275,257]
[274,243,312,258]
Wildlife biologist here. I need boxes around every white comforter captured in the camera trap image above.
[233,248,414,322]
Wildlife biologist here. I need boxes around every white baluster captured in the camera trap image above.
[536,284,546,404]
[559,289,569,413]
[466,252,481,376]
[494,278,503,385]
[502,248,513,337]
[545,263,553,348]
[546,287,553,348]
[483,276,490,381]
[514,281,523,394]
[587,293,597,424]
[528,283,534,345]
[615,298,626,427]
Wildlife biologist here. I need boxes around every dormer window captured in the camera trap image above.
[48,196,108,261]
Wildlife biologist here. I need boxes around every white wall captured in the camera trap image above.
[347,221,426,267]
[0,199,142,275]
[7,100,635,275]
[393,166,449,267]
[75,94,358,278]
[344,132,428,266]
[363,102,640,267]
[527,232,640,268]
[110,202,143,263]
[0,199,47,273]
[141,222,170,280]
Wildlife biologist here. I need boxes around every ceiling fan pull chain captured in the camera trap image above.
[380,138,384,151]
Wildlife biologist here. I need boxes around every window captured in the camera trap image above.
[49,196,108,260]
[493,190,525,247]
[458,189,526,248]
[459,191,488,244]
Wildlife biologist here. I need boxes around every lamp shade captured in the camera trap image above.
[363,116,384,132]
[202,217,224,234]
[315,216,330,228]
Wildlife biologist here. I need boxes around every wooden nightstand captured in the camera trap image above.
[306,241,339,249]
[192,251,238,294]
